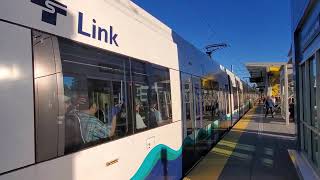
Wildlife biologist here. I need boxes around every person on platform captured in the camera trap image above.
[265,96,275,118]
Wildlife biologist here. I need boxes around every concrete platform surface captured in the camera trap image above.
[184,106,299,180]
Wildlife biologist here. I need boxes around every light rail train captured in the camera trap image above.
[0,0,258,179]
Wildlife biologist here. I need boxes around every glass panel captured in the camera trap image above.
[34,32,173,159]
[222,86,230,129]
[307,128,312,159]
[233,86,238,110]
[181,73,195,174]
[302,64,308,124]
[312,131,318,167]
[201,78,220,144]
[303,125,308,152]
[59,38,132,154]
[233,81,239,124]
[239,88,243,116]
[33,32,60,162]
[226,85,230,115]
[299,65,305,150]
[193,77,202,130]
[201,79,219,124]
[181,73,193,136]
[131,60,149,131]
[33,31,56,78]
[310,58,317,128]
[131,61,172,131]
[193,77,206,158]
[150,65,172,125]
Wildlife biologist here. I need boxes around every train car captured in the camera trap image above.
[173,33,232,173]
[0,0,256,180]
[224,69,254,126]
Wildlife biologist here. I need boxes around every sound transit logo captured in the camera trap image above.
[31,0,67,25]
[31,0,119,47]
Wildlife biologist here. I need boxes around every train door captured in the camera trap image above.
[192,76,205,158]
[239,88,243,118]
[181,73,203,174]
[232,86,238,125]
[181,73,196,173]
[224,85,231,128]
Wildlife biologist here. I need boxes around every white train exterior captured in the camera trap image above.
[0,0,258,179]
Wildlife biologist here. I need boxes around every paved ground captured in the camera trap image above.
[184,105,299,180]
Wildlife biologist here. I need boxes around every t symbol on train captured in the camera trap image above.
[31,0,67,25]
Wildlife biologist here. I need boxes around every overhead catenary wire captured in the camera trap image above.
[190,1,217,46]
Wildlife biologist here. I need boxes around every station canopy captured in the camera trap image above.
[245,62,285,91]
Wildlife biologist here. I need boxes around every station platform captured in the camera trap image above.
[184,105,299,180]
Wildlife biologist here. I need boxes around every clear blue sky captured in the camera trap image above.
[132,0,291,79]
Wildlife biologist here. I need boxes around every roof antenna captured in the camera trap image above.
[205,43,228,59]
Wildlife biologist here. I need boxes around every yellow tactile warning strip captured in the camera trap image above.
[184,107,256,180]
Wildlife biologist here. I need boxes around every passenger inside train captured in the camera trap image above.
[64,95,85,153]
[65,94,118,150]
[150,100,163,125]
[135,98,147,130]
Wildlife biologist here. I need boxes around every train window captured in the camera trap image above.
[193,77,202,128]
[226,85,230,115]
[233,86,238,110]
[131,60,149,131]
[59,38,132,153]
[181,73,193,136]
[239,87,243,115]
[218,89,222,115]
[131,60,172,131]
[201,79,220,124]
[221,87,228,117]
[34,32,172,160]
[150,65,172,124]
